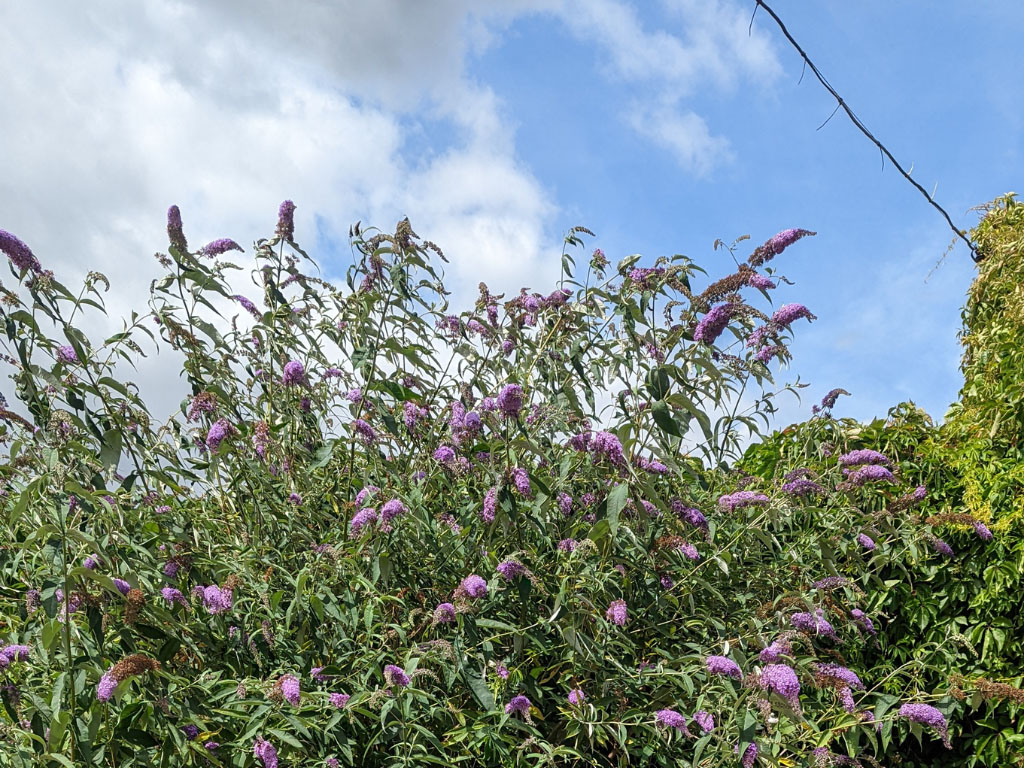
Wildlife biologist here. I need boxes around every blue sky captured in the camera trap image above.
[1,0,1021,426]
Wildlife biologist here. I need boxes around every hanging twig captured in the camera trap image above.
[753,0,982,263]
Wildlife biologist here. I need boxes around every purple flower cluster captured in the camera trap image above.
[671,500,708,531]
[790,609,838,640]
[206,419,236,451]
[771,303,816,328]
[973,520,993,541]
[706,655,742,679]
[198,238,243,257]
[654,709,689,734]
[759,663,801,708]
[693,710,714,733]
[330,692,350,708]
[459,574,488,599]
[814,663,864,690]
[56,346,79,364]
[380,499,406,523]
[167,205,188,252]
[353,419,377,445]
[557,538,577,552]
[857,533,876,550]
[403,401,428,430]
[349,508,378,537]
[0,645,30,670]
[930,537,954,557]
[511,468,531,497]
[759,640,789,663]
[0,229,42,273]
[843,465,895,485]
[496,384,524,418]
[194,584,233,614]
[837,449,890,467]
[280,675,300,706]
[254,736,279,768]
[568,688,585,706]
[497,559,526,581]
[481,486,498,523]
[282,360,306,386]
[569,430,626,466]
[899,703,951,748]
[850,608,876,636]
[161,587,187,607]
[276,200,296,240]
[505,694,531,716]
[718,490,770,512]
[97,672,118,702]
[384,664,411,688]
[434,602,456,623]
[694,303,734,346]
[782,478,824,496]
[606,599,628,626]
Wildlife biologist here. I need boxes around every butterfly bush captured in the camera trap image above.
[0,209,977,767]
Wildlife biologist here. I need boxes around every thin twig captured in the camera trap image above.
[753,0,982,263]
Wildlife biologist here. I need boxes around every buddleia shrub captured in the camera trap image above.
[0,207,958,767]
[742,196,1024,767]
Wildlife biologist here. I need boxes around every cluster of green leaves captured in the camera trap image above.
[0,206,979,767]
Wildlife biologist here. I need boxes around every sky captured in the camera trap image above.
[1,0,1021,430]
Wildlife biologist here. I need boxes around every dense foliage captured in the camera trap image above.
[0,199,1012,767]
[743,193,1024,768]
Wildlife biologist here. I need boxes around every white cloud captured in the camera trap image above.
[0,0,781,417]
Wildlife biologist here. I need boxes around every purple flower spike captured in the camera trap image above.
[706,655,742,679]
[654,709,690,735]
[276,200,296,240]
[899,703,951,748]
[0,229,42,273]
[167,205,188,251]
[694,303,734,345]
[199,238,243,257]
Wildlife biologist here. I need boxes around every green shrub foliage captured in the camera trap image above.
[0,205,980,767]
[743,194,1024,768]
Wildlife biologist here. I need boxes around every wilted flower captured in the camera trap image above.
[434,602,456,623]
